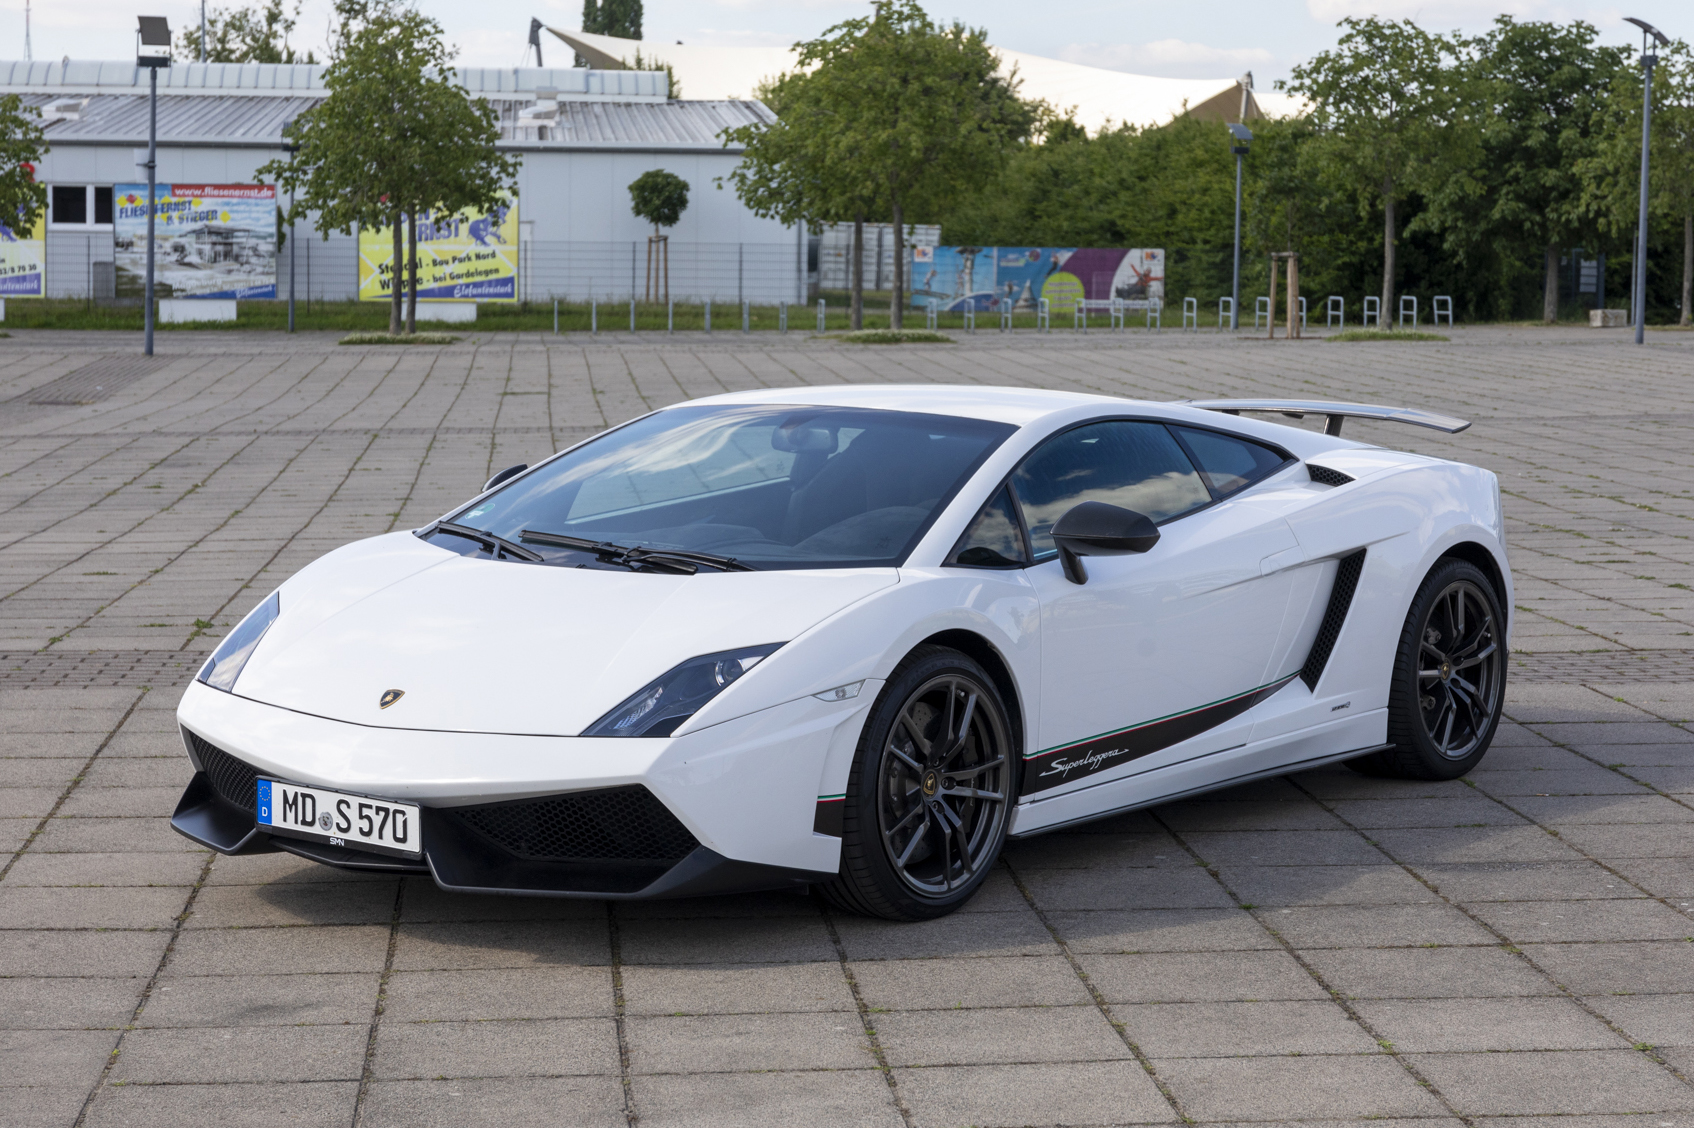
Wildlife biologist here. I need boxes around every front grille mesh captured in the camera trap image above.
[1301,550,1366,691]
[451,786,699,864]
[185,729,259,813]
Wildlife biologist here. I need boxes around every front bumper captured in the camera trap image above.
[172,680,874,898]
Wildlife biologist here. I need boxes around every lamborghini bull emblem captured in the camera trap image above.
[379,689,405,710]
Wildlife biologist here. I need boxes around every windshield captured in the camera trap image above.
[426,404,1014,571]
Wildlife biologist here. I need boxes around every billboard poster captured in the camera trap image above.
[358,197,518,302]
[911,246,1164,314]
[115,184,277,299]
[0,207,46,297]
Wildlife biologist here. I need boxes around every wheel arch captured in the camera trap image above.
[914,628,1026,762]
[1436,540,1509,628]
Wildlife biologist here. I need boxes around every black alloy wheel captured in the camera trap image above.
[1350,558,1506,780]
[823,646,1015,920]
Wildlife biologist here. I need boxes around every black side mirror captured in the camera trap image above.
[1050,501,1160,584]
[483,464,528,493]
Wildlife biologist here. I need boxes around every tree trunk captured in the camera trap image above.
[1380,190,1396,325]
[389,208,403,335]
[406,211,418,335]
[1683,214,1692,327]
[1542,243,1559,324]
[890,200,904,330]
[850,215,864,331]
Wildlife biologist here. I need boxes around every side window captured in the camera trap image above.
[1171,426,1290,498]
[946,487,1029,568]
[1011,421,1211,558]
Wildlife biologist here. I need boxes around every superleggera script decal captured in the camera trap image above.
[1021,674,1299,795]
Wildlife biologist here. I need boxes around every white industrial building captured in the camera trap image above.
[1,59,806,303]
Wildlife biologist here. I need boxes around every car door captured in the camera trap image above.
[1014,418,1308,797]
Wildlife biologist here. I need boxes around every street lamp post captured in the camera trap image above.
[1227,123,1253,332]
[1626,17,1669,346]
[137,17,171,358]
[281,118,296,333]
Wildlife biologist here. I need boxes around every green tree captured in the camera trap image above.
[258,2,516,334]
[582,0,641,40]
[1583,42,1694,325]
[184,0,317,64]
[726,0,1036,327]
[1284,17,1470,320]
[0,95,48,238]
[629,169,688,301]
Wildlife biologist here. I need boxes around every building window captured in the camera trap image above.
[49,185,115,229]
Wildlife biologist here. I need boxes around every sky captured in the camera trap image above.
[5,0,1686,88]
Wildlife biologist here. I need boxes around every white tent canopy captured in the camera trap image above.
[551,28,1301,134]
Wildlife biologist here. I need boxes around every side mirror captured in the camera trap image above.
[483,464,528,493]
[1050,501,1160,584]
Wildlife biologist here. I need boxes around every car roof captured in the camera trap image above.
[684,384,1162,428]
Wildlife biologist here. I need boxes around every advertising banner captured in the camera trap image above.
[0,208,46,297]
[114,184,277,299]
[358,198,518,302]
[912,246,1164,314]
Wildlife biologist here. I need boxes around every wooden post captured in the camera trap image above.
[1267,254,1279,340]
[1287,254,1300,339]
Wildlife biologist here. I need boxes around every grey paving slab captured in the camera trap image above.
[9,330,1694,1123]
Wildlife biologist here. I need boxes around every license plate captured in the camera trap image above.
[256,779,422,859]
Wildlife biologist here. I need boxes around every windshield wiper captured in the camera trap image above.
[518,530,754,573]
[433,521,544,563]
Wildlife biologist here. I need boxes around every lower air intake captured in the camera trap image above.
[1301,549,1366,691]
[184,729,258,814]
[447,786,700,864]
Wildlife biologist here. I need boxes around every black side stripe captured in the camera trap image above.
[1301,549,1366,691]
[1022,674,1298,795]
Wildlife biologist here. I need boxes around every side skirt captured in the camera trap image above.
[1008,742,1392,839]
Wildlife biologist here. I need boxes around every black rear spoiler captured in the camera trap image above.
[1181,399,1471,437]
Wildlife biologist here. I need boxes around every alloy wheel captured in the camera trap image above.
[1416,578,1503,760]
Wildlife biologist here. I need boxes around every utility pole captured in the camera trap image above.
[24,0,31,61]
[1227,124,1252,332]
[1626,17,1670,346]
[200,0,207,62]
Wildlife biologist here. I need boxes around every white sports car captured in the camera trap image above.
[173,386,1509,920]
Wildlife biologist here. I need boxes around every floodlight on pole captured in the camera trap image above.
[1227,123,1252,332]
[137,16,171,358]
[1625,17,1669,346]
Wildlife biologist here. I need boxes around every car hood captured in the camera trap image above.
[232,533,898,735]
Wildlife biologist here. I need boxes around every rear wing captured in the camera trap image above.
[1181,399,1470,437]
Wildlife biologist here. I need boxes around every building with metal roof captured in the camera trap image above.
[5,61,802,303]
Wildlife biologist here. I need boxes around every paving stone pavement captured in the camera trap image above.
[4,325,1694,1127]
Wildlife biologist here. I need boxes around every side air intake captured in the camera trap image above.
[1301,550,1366,690]
[1306,463,1354,487]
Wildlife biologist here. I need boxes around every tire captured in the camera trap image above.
[821,645,1016,921]
[1348,558,1506,780]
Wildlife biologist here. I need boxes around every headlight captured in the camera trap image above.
[196,592,281,692]
[583,643,784,737]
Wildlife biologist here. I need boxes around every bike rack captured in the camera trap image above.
[778,300,787,333]
[591,298,598,335]
[1432,295,1453,326]
[1111,299,1125,331]
[1399,295,1418,328]
[817,299,826,333]
[1218,296,1234,331]
[553,299,559,335]
[1075,301,1087,333]
[1000,304,1013,332]
[1326,295,1344,328]
[926,300,938,331]
[1145,297,1161,331]
[1038,298,1050,332]
[1297,296,1307,330]
[1255,295,1271,329]
[1362,296,1380,327]
[629,298,636,333]
[1182,296,1198,330]
[704,298,712,332]
[742,300,750,333]
[963,306,975,334]
[667,299,674,334]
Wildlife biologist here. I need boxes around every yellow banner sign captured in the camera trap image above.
[359,198,518,302]
[0,208,46,297]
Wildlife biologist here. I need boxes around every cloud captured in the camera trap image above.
[1058,39,1275,80]
[1304,0,1545,25]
